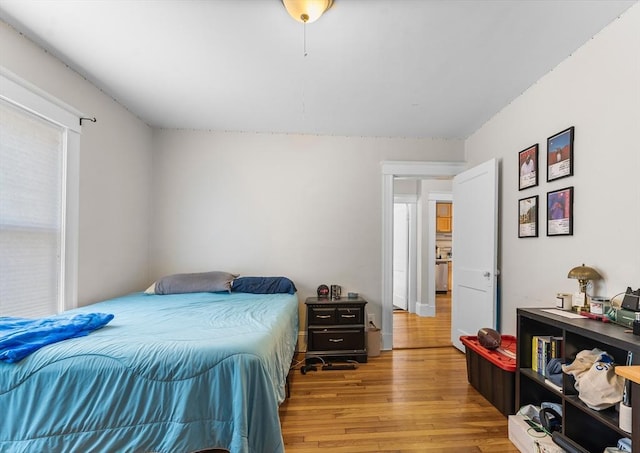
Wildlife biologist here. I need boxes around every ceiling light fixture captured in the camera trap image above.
[282,0,333,24]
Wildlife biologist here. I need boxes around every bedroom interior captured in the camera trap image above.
[1,0,639,452]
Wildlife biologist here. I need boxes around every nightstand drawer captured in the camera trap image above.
[309,329,365,351]
[308,307,336,325]
[337,307,363,324]
[304,297,368,364]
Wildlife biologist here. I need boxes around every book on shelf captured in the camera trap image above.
[531,335,563,377]
[532,336,537,373]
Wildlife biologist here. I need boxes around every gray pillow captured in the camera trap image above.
[151,271,238,295]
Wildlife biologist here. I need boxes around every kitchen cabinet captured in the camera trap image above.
[436,202,452,233]
[517,308,640,453]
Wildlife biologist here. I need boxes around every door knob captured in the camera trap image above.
[483,271,491,278]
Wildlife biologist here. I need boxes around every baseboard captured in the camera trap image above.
[415,302,435,317]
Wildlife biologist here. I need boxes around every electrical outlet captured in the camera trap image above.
[367,313,375,326]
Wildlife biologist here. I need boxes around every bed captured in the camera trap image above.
[0,289,299,453]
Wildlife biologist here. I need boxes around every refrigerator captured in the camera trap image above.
[436,261,448,293]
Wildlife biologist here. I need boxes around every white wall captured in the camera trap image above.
[0,21,154,304]
[394,179,419,196]
[150,129,464,324]
[465,4,640,334]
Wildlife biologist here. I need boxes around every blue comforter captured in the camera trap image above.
[0,292,298,453]
[0,313,114,363]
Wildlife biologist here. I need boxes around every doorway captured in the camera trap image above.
[382,159,499,353]
[381,161,467,351]
[392,188,454,348]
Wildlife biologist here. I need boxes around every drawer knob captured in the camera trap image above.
[329,338,344,343]
[341,314,356,318]
[316,315,331,319]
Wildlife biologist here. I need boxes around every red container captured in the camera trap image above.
[460,335,516,416]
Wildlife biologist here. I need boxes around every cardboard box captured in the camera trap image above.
[508,415,566,453]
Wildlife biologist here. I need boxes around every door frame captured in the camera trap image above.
[381,161,467,350]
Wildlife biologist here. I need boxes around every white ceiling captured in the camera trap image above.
[0,0,636,139]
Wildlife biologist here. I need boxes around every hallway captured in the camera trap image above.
[393,293,451,349]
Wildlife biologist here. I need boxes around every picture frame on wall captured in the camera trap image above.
[518,195,538,238]
[547,126,574,182]
[547,186,573,236]
[518,144,538,190]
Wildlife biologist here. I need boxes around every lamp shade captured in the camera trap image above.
[282,0,333,23]
[567,264,602,281]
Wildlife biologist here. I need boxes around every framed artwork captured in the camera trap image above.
[518,144,538,190]
[547,186,573,236]
[547,126,574,182]
[518,195,538,238]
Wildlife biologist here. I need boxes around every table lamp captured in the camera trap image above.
[567,264,602,310]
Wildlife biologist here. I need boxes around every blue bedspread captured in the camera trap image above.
[0,292,299,453]
[0,313,114,363]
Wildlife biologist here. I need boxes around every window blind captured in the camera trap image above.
[0,98,65,317]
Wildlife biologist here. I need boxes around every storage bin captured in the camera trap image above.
[367,327,381,357]
[460,334,516,416]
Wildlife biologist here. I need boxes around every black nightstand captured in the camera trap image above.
[305,296,368,364]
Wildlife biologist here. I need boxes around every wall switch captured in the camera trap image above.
[367,313,375,326]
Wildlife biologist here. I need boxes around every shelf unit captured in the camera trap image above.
[517,308,640,453]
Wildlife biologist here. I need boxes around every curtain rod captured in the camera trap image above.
[79,117,96,126]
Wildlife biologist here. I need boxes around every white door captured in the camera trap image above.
[393,203,409,310]
[451,158,499,351]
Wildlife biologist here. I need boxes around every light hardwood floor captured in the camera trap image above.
[280,294,518,452]
[393,293,452,349]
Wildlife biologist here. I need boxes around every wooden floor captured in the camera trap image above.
[393,293,452,349]
[280,293,518,452]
